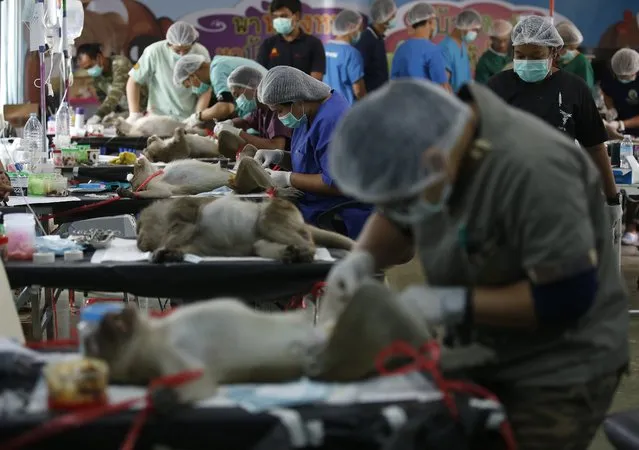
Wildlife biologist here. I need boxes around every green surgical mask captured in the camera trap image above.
[559,50,577,63]
[236,94,257,117]
[279,110,307,129]
[514,59,550,83]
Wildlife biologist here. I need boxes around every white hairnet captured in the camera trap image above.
[227,65,264,90]
[512,15,563,47]
[488,19,513,37]
[406,3,436,26]
[371,0,397,24]
[333,9,363,36]
[173,54,207,86]
[454,9,482,30]
[258,66,332,105]
[555,21,583,46]
[611,48,639,76]
[328,79,472,203]
[166,21,199,46]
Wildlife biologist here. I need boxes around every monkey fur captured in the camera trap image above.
[115,115,206,137]
[143,127,220,163]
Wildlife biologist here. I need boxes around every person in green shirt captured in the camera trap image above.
[475,19,513,83]
[555,21,594,90]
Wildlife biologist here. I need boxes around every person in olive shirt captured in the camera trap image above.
[555,21,594,90]
[257,0,326,80]
[475,19,513,83]
[76,43,148,125]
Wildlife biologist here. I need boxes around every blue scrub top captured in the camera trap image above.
[438,35,472,92]
[291,91,372,239]
[390,38,448,83]
[354,26,389,93]
[323,41,365,105]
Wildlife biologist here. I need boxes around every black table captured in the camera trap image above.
[72,136,158,153]
[5,250,344,301]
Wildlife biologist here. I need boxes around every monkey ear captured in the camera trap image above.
[147,135,160,145]
[103,304,139,338]
[174,127,186,141]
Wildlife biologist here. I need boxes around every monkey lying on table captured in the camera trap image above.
[84,280,494,404]
[143,128,220,163]
[115,116,206,137]
[136,195,354,263]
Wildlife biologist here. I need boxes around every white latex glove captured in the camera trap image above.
[254,149,285,167]
[86,115,102,125]
[325,250,375,297]
[214,122,241,136]
[183,113,201,129]
[608,120,625,132]
[608,203,623,228]
[126,112,143,124]
[399,285,468,328]
[266,169,292,188]
[605,108,619,121]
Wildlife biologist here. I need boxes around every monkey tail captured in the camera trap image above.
[308,226,354,251]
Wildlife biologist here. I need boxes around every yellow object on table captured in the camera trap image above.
[109,152,137,165]
[44,358,109,411]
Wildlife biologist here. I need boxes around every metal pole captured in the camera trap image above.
[39,46,47,155]
[60,0,68,102]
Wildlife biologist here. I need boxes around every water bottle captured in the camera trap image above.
[620,135,634,169]
[55,102,71,148]
[23,113,46,172]
[75,107,85,129]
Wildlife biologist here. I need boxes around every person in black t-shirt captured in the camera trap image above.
[257,0,326,80]
[487,16,620,228]
[601,48,639,138]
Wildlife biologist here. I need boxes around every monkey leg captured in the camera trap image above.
[253,239,315,263]
[157,347,218,404]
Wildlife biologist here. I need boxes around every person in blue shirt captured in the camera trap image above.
[390,3,449,91]
[439,9,482,92]
[355,0,397,93]
[323,9,367,105]
[254,66,373,239]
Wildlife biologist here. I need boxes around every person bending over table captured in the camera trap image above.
[325,78,628,450]
[212,66,292,151]
[173,55,267,129]
[125,22,211,123]
[486,16,621,240]
[254,66,372,239]
[554,21,595,90]
[601,48,639,139]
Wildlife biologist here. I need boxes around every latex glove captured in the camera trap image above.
[126,112,143,124]
[254,149,285,167]
[86,115,102,125]
[214,122,241,136]
[605,108,619,121]
[183,113,201,129]
[266,169,291,188]
[325,250,375,297]
[399,285,468,328]
[607,203,623,228]
[608,120,625,132]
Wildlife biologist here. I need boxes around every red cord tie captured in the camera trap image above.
[286,282,326,310]
[375,340,518,450]
[2,369,204,450]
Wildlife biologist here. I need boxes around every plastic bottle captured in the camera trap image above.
[55,102,71,148]
[620,135,634,169]
[47,116,56,135]
[75,107,85,129]
[5,213,36,261]
[23,113,46,172]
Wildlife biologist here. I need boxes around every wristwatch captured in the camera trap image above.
[607,192,621,205]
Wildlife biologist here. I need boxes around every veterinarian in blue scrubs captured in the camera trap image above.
[323,9,366,105]
[390,3,449,90]
[438,9,482,92]
[256,66,372,239]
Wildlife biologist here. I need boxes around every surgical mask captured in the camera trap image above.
[514,59,550,83]
[384,184,452,225]
[463,31,478,43]
[559,50,577,63]
[273,17,294,35]
[488,47,508,57]
[351,31,362,45]
[279,108,307,129]
[619,77,636,84]
[387,18,397,28]
[192,82,210,95]
[236,94,257,116]
[173,52,183,61]
[86,65,103,77]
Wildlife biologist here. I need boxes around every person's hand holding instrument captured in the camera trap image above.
[254,149,285,168]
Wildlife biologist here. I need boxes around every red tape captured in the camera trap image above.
[375,340,517,450]
[2,369,204,450]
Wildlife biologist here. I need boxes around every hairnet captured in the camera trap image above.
[555,21,583,46]
[258,66,332,105]
[406,3,436,26]
[371,0,397,24]
[612,48,639,76]
[166,21,200,46]
[173,54,207,86]
[332,9,363,36]
[227,65,264,90]
[488,19,513,37]
[328,79,472,203]
[511,15,563,47]
[454,9,482,30]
